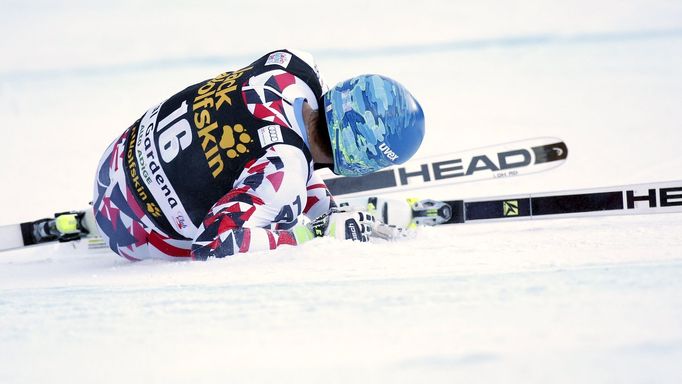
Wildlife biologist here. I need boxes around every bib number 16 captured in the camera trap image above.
[157,100,192,163]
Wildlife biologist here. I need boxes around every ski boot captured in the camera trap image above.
[337,196,453,231]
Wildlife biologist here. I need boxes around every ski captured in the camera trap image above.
[440,180,682,224]
[340,180,682,230]
[0,209,101,253]
[320,137,568,197]
[373,180,682,228]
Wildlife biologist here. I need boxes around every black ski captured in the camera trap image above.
[415,180,682,225]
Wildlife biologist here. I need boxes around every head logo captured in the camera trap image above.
[503,200,519,216]
[552,147,564,157]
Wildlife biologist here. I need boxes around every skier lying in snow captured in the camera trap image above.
[92,49,425,261]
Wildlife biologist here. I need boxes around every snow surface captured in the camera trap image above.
[1,1,682,383]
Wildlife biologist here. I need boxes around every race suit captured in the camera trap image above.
[93,49,334,261]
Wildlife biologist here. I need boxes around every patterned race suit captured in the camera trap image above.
[93,50,334,260]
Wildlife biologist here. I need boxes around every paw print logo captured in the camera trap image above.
[146,202,162,218]
[219,123,253,159]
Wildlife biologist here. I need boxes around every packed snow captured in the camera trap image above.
[1,1,682,383]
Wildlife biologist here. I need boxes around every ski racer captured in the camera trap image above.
[93,49,425,261]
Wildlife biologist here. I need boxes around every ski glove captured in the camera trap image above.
[308,209,375,242]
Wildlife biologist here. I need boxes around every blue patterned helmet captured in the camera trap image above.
[323,74,425,177]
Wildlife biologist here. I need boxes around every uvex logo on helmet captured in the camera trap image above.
[379,143,399,161]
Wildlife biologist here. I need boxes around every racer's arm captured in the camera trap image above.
[191,146,374,260]
[191,145,314,260]
[302,171,337,220]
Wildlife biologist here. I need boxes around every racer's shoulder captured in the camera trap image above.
[250,49,328,93]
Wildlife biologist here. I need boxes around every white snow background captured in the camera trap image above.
[1,1,682,383]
